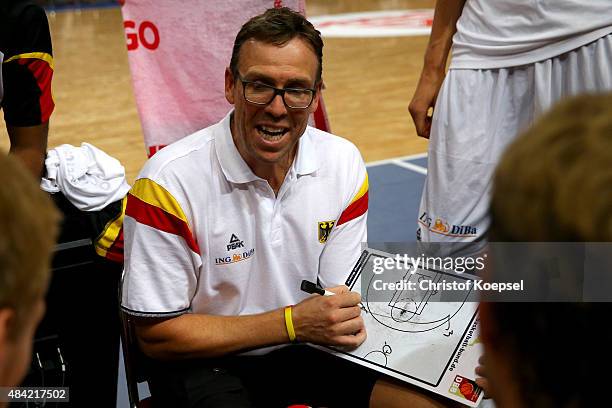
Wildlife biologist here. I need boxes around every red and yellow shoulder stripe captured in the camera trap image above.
[4,52,54,70]
[95,196,126,263]
[3,52,54,122]
[337,173,368,226]
[126,178,201,255]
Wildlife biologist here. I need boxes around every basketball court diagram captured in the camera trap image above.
[331,248,481,388]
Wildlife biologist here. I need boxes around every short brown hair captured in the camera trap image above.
[0,154,60,338]
[230,7,324,83]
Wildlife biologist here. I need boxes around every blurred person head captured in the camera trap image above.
[0,154,59,391]
[482,93,612,408]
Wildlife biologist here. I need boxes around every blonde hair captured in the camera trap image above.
[491,93,612,241]
[489,93,612,408]
[0,154,60,337]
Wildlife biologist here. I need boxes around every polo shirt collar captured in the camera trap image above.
[293,127,318,176]
[215,111,320,184]
[215,112,257,184]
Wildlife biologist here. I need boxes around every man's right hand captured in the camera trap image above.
[291,285,366,350]
[407,0,466,139]
[408,68,445,139]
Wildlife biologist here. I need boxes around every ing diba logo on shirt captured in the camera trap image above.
[318,220,336,243]
[418,212,477,237]
[215,234,255,265]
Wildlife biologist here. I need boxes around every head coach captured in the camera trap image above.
[121,8,452,408]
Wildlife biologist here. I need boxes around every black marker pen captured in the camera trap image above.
[300,280,335,296]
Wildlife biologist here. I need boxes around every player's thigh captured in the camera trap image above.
[238,345,379,408]
[419,67,535,243]
[148,358,252,408]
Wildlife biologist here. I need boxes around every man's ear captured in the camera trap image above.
[225,68,236,105]
[309,81,322,113]
[0,308,16,356]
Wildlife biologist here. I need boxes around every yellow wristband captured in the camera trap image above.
[284,306,296,342]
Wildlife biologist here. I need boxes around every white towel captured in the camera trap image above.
[41,143,131,211]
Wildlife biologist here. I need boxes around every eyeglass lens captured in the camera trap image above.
[244,82,313,108]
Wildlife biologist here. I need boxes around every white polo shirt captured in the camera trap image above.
[121,112,368,320]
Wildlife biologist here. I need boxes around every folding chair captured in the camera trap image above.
[120,309,153,408]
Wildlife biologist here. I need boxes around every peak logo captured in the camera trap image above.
[227,234,244,251]
[216,234,254,265]
[419,212,477,237]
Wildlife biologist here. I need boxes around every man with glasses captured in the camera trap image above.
[121,7,451,408]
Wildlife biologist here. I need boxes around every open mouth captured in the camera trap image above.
[257,125,288,141]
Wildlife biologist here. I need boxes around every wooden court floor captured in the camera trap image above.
[0,0,434,181]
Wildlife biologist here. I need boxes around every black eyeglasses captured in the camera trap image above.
[237,74,316,109]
